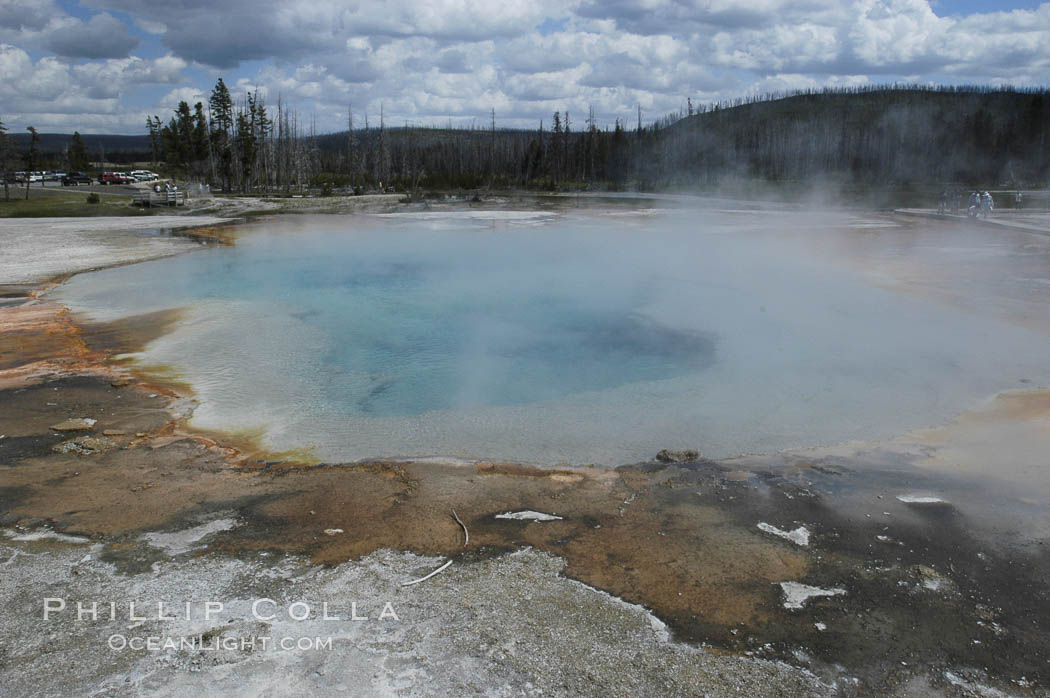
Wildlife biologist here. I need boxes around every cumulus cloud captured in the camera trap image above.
[0,1,139,58]
[88,0,565,68]
[577,0,843,33]
[156,86,210,110]
[73,55,186,99]
[0,0,54,31]
[0,43,185,130]
[501,32,593,74]
[435,49,471,73]
[1,0,1049,132]
[0,44,113,114]
[43,12,138,58]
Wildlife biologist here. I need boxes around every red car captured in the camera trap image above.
[99,172,134,185]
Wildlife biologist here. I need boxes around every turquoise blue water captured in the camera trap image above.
[51,210,1050,464]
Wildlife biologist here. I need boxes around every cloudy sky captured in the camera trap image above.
[1,0,1048,134]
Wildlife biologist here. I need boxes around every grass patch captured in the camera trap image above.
[0,189,156,218]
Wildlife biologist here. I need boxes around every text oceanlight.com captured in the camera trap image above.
[108,634,335,652]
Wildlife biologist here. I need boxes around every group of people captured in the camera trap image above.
[152,182,178,193]
[938,189,994,218]
[969,190,994,218]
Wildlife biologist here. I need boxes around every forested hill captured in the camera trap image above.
[8,133,149,162]
[314,86,1050,190]
[6,86,1048,190]
[646,87,1049,188]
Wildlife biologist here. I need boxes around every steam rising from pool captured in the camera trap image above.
[53,210,1050,464]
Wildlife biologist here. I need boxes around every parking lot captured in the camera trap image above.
[12,179,140,193]
[9,170,160,190]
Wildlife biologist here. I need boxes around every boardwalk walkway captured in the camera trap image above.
[894,208,1050,236]
[131,190,187,207]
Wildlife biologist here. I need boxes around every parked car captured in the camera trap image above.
[99,171,134,185]
[62,171,94,186]
[46,171,66,181]
[130,170,159,181]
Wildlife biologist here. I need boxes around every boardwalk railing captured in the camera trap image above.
[132,190,187,207]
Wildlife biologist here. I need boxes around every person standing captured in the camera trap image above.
[980,191,994,218]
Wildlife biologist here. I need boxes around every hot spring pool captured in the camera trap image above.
[51,209,1050,464]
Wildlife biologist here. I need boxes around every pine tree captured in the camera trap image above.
[248,91,272,191]
[24,127,40,200]
[234,91,265,192]
[0,115,10,201]
[209,78,234,191]
[562,111,570,183]
[377,104,390,187]
[146,116,161,165]
[192,103,209,165]
[159,101,195,171]
[68,132,89,171]
[552,111,562,186]
[160,117,177,167]
[346,104,355,186]
[176,101,194,169]
[586,105,597,181]
[489,107,496,185]
[209,78,234,135]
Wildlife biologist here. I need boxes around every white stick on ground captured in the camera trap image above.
[401,559,454,587]
[451,509,469,547]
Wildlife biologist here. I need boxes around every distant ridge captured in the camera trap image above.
[8,132,150,153]
[644,86,1050,187]
[7,85,1048,188]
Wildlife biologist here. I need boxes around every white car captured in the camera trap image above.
[130,170,159,181]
